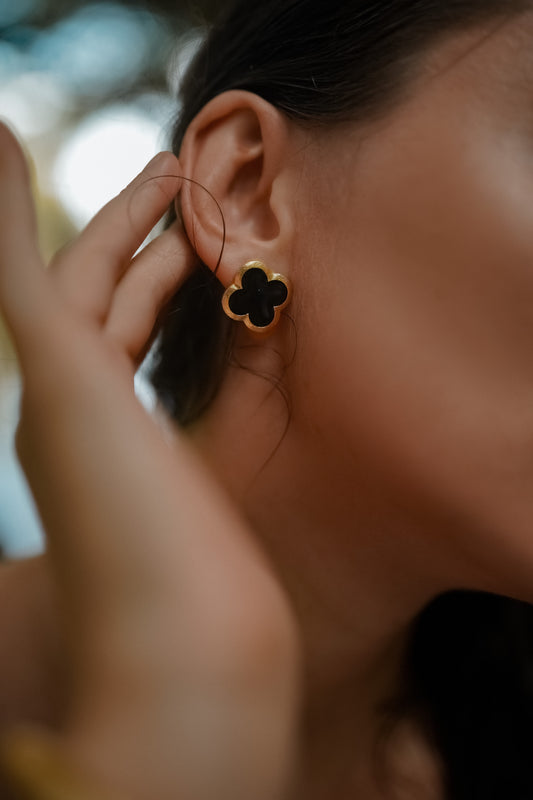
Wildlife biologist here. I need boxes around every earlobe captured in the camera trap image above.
[178,90,295,290]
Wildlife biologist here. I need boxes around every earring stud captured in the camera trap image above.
[222,261,292,334]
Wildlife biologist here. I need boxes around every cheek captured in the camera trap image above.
[295,125,533,590]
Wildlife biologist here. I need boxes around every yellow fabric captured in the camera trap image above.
[1,728,121,800]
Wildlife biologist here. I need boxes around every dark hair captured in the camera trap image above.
[396,590,533,799]
[149,1,533,797]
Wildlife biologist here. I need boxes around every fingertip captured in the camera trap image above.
[0,118,22,146]
[0,122,45,340]
[0,120,34,184]
[142,151,182,190]
[130,152,184,212]
[126,151,183,210]
[146,150,180,173]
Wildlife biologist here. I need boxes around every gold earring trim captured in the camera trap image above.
[221,260,292,334]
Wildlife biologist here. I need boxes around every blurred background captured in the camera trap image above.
[0,0,224,557]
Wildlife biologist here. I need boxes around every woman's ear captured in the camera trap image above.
[178,90,296,288]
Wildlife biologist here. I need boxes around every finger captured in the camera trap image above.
[50,151,182,320]
[0,123,48,345]
[105,223,196,363]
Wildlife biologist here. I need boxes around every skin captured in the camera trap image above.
[181,9,533,798]
[0,140,299,800]
[2,8,533,800]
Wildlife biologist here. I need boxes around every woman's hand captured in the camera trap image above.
[0,123,300,800]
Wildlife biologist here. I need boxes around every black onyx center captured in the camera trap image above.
[228,268,288,328]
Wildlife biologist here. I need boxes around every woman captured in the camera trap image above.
[1,0,533,798]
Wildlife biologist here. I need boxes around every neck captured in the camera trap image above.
[187,348,451,796]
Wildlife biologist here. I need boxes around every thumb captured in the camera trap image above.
[0,122,49,355]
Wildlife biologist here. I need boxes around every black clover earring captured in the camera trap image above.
[222,260,292,334]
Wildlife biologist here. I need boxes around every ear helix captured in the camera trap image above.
[171,176,292,333]
[222,261,292,334]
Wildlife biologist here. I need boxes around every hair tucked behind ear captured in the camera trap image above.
[149,1,533,796]
[150,260,234,425]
